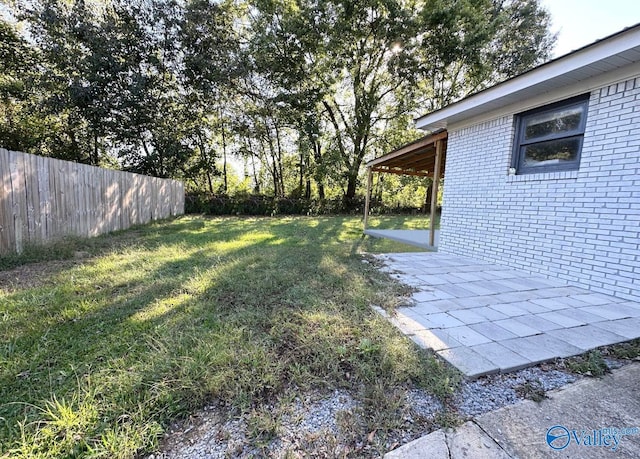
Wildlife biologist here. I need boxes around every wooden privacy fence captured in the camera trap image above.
[0,148,185,254]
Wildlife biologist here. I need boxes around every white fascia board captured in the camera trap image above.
[415,26,640,131]
[446,61,640,132]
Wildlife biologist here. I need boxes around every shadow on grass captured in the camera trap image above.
[0,215,458,457]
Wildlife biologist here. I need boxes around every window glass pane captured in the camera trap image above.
[522,138,580,167]
[524,106,584,140]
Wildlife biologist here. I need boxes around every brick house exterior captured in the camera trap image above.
[415,26,640,302]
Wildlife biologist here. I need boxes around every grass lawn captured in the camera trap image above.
[0,215,458,458]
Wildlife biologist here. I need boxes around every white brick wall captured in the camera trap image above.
[440,77,640,302]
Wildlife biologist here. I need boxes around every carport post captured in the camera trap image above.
[364,167,373,229]
[429,139,444,246]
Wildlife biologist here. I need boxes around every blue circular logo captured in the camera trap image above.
[546,425,571,450]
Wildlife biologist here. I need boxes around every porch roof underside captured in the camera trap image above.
[366,130,447,177]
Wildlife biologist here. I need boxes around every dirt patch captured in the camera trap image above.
[0,258,84,293]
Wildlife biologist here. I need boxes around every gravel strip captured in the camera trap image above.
[285,389,357,434]
[149,405,250,459]
[452,366,577,417]
[151,365,586,458]
[152,390,360,458]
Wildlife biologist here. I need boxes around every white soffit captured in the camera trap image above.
[415,24,640,132]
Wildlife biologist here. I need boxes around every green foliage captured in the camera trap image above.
[0,18,43,153]
[1,0,555,202]
[184,192,433,215]
[605,339,640,361]
[245,0,554,199]
[415,0,555,110]
[565,350,610,377]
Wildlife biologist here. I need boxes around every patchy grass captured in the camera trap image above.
[560,339,640,378]
[603,338,640,361]
[563,350,610,377]
[0,215,458,458]
[514,380,548,402]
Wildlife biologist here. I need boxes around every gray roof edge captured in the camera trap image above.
[415,22,640,131]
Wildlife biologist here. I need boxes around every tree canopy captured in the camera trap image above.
[1,0,555,204]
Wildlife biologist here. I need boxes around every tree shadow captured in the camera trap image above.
[0,214,451,455]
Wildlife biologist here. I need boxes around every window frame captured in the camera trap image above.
[512,94,590,175]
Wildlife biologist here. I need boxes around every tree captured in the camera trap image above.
[247,0,554,202]
[15,0,113,164]
[13,0,205,175]
[4,0,554,201]
[178,0,243,191]
[414,0,556,111]
[244,0,332,199]
[0,18,44,152]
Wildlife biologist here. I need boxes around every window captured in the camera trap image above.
[512,94,589,174]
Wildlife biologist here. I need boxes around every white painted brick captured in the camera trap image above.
[439,77,640,302]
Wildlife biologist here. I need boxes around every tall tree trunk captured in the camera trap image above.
[298,149,304,194]
[273,121,285,196]
[243,156,249,179]
[374,173,384,202]
[424,179,433,213]
[92,131,99,166]
[251,155,260,193]
[207,167,214,194]
[67,127,80,162]
[260,135,279,197]
[312,141,325,200]
[196,131,214,193]
[141,137,153,173]
[220,108,228,194]
[305,178,312,199]
[246,138,260,193]
[345,172,358,201]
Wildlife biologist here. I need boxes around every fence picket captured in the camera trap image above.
[0,149,16,253]
[0,149,184,254]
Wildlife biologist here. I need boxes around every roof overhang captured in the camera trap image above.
[366,130,447,177]
[416,23,640,132]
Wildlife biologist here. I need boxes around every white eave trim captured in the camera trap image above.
[415,25,640,131]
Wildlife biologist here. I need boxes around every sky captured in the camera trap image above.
[4,1,639,57]
[541,0,640,57]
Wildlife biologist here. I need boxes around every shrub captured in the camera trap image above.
[184,193,429,216]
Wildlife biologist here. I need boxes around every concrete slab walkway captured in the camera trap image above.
[374,252,640,378]
[364,229,439,249]
[385,363,640,458]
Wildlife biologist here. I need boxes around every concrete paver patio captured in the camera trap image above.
[364,229,439,249]
[373,252,640,378]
